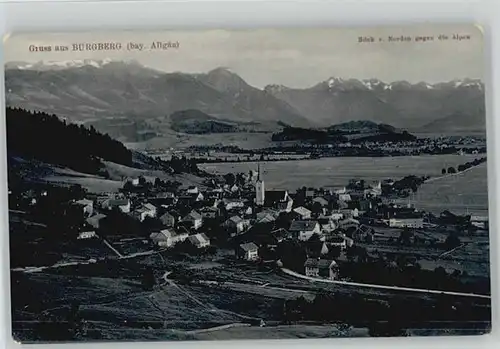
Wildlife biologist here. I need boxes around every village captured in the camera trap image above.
[8,159,489,293]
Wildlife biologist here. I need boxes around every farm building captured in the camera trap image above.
[289,220,321,241]
[188,233,211,248]
[150,229,188,247]
[389,218,424,229]
[238,242,259,261]
[304,258,338,280]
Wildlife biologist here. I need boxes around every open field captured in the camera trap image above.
[401,163,488,215]
[125,132,274,151]
[200,154,485,189]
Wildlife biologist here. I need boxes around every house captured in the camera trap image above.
[304,240,329,258]
[332,186,347,194]
[330,212,344,221]
[127,177,140,186]
[338,218,360,230]
[77,230,96,240]
[104,198,131,213]
[264,190,294,213]
[186,186,199,194]
[338,194,352,202]
[182,210,203,230]
[159,212,177,227]
[154,192,178,206]
[340,208,359,218]
[223,198,246,211]
[312,197,329,207]
[289,220,321,241]
[256,210,278,224]
[187,233,211,248]
[134,203,157,222]
[238,242,259,261]
[200,206,219,219]
[293,206,312,220]
[74,199,94,216]
[86,213,107,229]
[326,235,347,250]
[231,184,240,193]
[389,218,424,229]
[224,215,249,235]
[304,258,338,280]
[150,229,188,247]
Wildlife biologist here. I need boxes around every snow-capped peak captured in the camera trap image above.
[327,77,344,88]
[361,78,385,90]
[12,59,115,71]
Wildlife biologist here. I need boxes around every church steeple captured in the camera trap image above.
[255,163,265,206]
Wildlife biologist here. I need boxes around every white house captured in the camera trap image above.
[304,258,338,280]
[289,220,321,241]
[239,242,259,261]
[186,186,199,195]
[224,215,249,235]
[104,198,131,213]
[293,206,312,220]
[389,218,424,229]
[77,230,96,240]
[150,229,188,247]
[223,199,246,211]
[338,194,352,202]
[187,233,210,248]
[134,203,157,222]
[86,213,107,229]
[182,210,203,230]
[75,199,94,217]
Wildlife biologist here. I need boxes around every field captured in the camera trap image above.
[200,154,488,215]
[200,154,484,189]
[401,163,488,215]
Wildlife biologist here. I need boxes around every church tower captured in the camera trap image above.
[255,163,265,206]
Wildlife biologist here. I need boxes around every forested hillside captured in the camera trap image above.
[6,107,133,174]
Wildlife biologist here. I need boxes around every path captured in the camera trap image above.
[439,244,466,258]
[281,268,490,299]
[424,163,483,184]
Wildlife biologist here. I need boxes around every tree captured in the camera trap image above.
[444,233,461,249]
[447,167,456,174]
[442,168,446,175]
[141,267,156,290]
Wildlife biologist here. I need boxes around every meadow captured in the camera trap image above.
[200,154,489,216]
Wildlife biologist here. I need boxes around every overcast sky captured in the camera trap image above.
[4,24,483,89]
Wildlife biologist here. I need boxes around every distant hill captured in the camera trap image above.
[169,109,239,134]
[271,120,416,143]
[417,111,487,133]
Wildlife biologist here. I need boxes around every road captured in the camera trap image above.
[281,268,491,299]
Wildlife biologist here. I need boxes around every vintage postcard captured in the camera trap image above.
[4,24,490,342]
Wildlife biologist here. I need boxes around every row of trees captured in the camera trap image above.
[441,157,487,175]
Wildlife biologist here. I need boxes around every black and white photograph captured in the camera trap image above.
[3,25,491,342]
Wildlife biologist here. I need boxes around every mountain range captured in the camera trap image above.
[5,60,486,141]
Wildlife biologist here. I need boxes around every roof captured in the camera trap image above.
[289,220,319,232]
[184,210,202,221]
[75,199,93,206]
[264,190,289,206]
[312,197,329,205]
[293,206,312,216]
[143,203,156,210]
[188,233,210,245]
[240,242,258,252]
[304,258,336,269]
[108,198,129,206]
[229,216,243,224]
[86,213,107,228]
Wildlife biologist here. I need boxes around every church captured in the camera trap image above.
[255,164,293,212]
